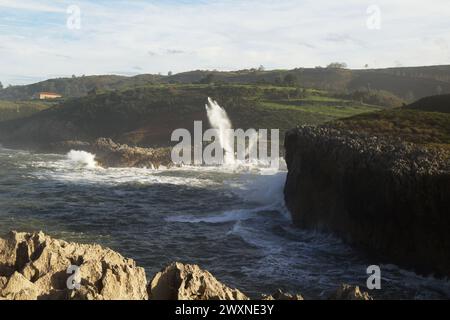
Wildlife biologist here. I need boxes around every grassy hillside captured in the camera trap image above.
[406,94,450,113]
[1,65,449,103]
[0,84,381,148]
[0,74,163,100]
[0,100,52,121]
[365,65,450,83]
[331,108,450,148]
[347,71,449,102]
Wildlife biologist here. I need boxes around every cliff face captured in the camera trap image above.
[284,126,450,277]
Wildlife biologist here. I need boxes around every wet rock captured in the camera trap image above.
[262,289,304,300]
[49,138,173,168]
[284,125,450,277]
[0,231,148,300]
[148,262,249,300]
[329,284,373,300]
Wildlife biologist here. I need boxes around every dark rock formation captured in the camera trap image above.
[49,138,173,168]
[284,125,450,277]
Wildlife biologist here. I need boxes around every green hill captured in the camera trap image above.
[0,74,163,100]
[1,65,449,103]
[406,94,450,113]
[331,98,450,148]
[0,84,381,149]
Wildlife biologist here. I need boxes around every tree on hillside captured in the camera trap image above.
[0,81,3,90]
[258,65,265,72]
[327,62,348,69]
[88,87,98,96]
[168,71,173,76]
[283,73,298,86]
[199,73,215,84]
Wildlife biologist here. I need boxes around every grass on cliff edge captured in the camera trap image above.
[0,100,52,121]
[332,108,450,149]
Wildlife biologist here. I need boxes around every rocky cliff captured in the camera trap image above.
[0,231,148,300]
[284,126,450,277]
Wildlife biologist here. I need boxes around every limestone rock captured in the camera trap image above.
[329,284,373,300]
[0,231,148,300]
[149,262,249,300]
[0,272,38,300]
[262,289,304,300]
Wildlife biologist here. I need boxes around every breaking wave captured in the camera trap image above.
[66,150,98,169]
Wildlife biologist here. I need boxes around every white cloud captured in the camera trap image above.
[0,0,449,85]
[0,0,64,13]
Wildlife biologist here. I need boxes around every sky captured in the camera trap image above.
[0,0,449,86]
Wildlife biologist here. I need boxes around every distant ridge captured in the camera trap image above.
[1,65,450,102]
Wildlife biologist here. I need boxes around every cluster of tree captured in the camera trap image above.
[199,73,216,84]
[335,89,405,108]
[274,73,299,86]
[263,87,306,100]
[327,62,348,69]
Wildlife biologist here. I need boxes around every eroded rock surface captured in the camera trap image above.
[329,284,373,300]
[49,138,172,168]
[0,231,379,301]
[148,262,249,300]
[0,231,148,300]
[262,289,304,300]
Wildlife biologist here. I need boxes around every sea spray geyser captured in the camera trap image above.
[205,97,235,165]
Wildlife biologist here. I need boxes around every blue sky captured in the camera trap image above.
[0,0,449,85]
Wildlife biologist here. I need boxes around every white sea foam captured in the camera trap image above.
[67,150,98,169]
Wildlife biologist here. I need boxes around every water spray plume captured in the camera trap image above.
[205,97,235,165]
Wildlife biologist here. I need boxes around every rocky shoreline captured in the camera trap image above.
[0,137,173,169]
[17,138,173,169]
[0,231,372,300]
[284,125,450,277]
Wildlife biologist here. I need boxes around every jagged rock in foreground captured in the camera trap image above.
[329,284,373,301]
[284,125,450,277]
[50,138,172,168]
[148,262,249,300]
[262,289,304,300]
[0,231,376,300]
[0,231,148,300]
